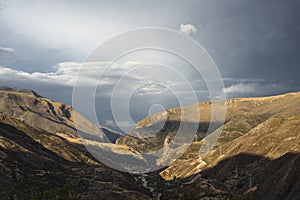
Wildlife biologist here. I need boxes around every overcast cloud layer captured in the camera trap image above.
[0,0,300,130]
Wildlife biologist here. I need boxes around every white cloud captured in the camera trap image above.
[223,77,265,83]
[179,24,197,35]
[223,82,288,97]
[135,83,169,95]
[0,64,77,86]
[104,120,116,127]
[0,60,211,101]
[0,47,15,53]
[0,47,15,61]
[0,61,143,87]
[223,83,256,94]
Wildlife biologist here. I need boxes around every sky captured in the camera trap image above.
[0,0,300,131]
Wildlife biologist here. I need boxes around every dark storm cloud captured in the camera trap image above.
[189,0,300,88]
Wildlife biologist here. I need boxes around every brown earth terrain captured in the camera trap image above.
[1,86,300,200]
[117,91,300,199]
[0,87,151,200]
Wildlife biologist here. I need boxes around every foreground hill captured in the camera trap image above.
[0,87,151,199]
[159,92,300,179]
[116,91,300,199]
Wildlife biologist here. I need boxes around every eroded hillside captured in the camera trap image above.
[116,91,300,199]
[1,86,300,199]
[0,87,151,199]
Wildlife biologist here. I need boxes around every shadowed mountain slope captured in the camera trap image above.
[156,153,300,200]
[0,87,151,199]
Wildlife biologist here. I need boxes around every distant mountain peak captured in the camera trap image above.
[0,86,42,97]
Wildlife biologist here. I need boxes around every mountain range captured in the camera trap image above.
[0,86,299,199]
